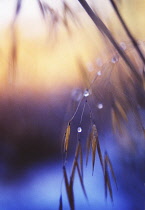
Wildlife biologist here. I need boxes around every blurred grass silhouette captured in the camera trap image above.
[0,0,145,210]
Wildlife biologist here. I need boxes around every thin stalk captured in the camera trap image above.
[69,97,84,123]
[109,0,145,65]
[78,0,140,80]
[79,100,86,125]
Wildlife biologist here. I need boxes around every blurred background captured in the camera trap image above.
[0,0,145,209]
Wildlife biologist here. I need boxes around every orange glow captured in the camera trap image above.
[0,20,104,95]
[0,0,145,96]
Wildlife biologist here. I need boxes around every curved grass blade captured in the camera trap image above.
[86,132,92,166]
[14,0,22,20]
[91,124,98,174]
[111,107,122,134]
[106,172,113,202]
[71,140,84,181]
[63,166,74,210]
[64,123,71,154]
[92,136,97,175]
[63,166,69,197]
[104,155,113,201]
[59,194,63,210]
[97,140,103,170]
[62,2,71,34]
[115,101,127,121]
[70,142,81,182]
[75,141,81,159]
[43,3,59,38]
[105,153,118,190]
[104,153,114,202]
[79,143,83,177]
[70,159,77,183]
[142,70,145,91]
[104,157,108,199]
[76,161,88,199]
[69,180,75,210]
[62,1,80,25]
[37,0,46,19]
[111,107,117,133]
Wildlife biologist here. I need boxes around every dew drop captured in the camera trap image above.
[97,103,103,109]
[120,42,126,51]
[71,89,82,101]
[111,56,119,63]
[97,71,101,76]
[96,58,103,67]
[83,89,89,97]
[77,127,82,133]
[86,62,94,72]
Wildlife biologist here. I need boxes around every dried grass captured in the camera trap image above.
[60,0,145,207]
[4,0,145,209]
[104,152,118,201]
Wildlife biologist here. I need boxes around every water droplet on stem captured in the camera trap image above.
[97,103,103,109]
[83,90,90,97]
[77,127,82,133]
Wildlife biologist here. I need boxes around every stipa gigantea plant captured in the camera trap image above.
[59,59,118,209]
[58,1,145,209]
[6,0,145,209]
[60,48,145,209]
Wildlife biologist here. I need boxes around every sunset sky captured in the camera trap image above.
[0,0,145,94]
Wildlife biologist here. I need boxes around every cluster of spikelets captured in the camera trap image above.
[59,0,145,209]
[60,41,145,207]
[61,120,118,209]
[60,42,145,209]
